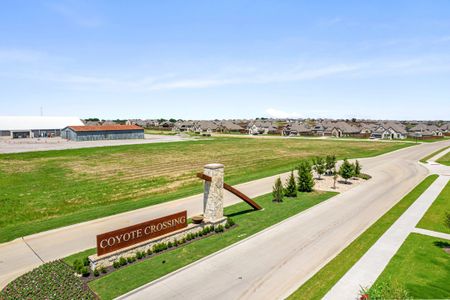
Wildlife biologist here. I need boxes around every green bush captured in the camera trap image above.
[339,159,355,183]
[127,256,136,263]
[93,268,100,277]
[168,241,173,248]
[136,251,143,259]
[100,266,107,274]
[227,218,235,227]
[214,225,224,233]
[113,261,120,269]
[119,257,127,266]
[81,267,90,277]
[83,256,90,267]
[147,248,153,256]
[73,259,83,274]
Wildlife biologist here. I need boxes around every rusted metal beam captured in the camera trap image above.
[196,173,262,210]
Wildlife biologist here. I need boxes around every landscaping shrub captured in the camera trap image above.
[73,259,83,274]
[136,251,143,259]
[94,268,100,277]
[82,256,90,267]
[113,261,120,269]
[339,159,354,183]
[119,257,127,266]
[272,177,284,202]
[227,218,235,227]
[284,171,297,197]
[214,225,224,233]
[81,267,90,277]
[100,266,107,274]
[168,241,173,248]
[0,260,95,299]
[147,249,153,256]
[297,160,314,192]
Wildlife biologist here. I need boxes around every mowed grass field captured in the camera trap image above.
[0,137,411,242]
[437,150,450,166]
[373,233,450,299]
[417,181,450,234]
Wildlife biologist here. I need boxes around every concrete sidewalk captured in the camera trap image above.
[412,227,450,240]
[323,175,450,300]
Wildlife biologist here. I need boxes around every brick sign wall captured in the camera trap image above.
[96,211,187,256]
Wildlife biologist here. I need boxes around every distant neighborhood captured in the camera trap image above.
[124,118,448,140]
[0,116,449,141]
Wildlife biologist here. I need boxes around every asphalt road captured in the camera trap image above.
[118,140,450,300]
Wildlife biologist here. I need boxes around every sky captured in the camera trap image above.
[1,0,450,120]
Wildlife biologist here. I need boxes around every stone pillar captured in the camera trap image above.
[203,163,224,222]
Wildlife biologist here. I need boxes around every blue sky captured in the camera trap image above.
[1,0,450,120]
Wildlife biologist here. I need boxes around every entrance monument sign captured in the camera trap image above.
[96,211,187,255]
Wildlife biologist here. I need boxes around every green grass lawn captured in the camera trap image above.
[437,150,450,166]
[63,191,336,300]
[420,145,450,163]
[288,175,438,300]
[373,233,450,299]
[0,137,410,242]
[417,181,450,234]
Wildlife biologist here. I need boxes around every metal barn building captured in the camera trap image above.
[0,116,84,138]
[61,125,144,141]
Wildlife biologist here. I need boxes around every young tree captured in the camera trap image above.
[339,159,354,184]
[312,156,326,179]
[354,160,362,177]
[325,155,336,175]
[284,171,297,197]
[272,177,284,202]
[297,160,315,192]
[333,166,338,189]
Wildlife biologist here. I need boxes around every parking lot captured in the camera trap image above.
[0,134,193,154]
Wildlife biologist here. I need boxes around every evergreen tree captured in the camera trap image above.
[284,171,297,197]
[339,159,354,183]
[272,177,284,202]
[297,160,315,192]
[312,156,326,179]
[325,155,336,175]
[354,160,362,177]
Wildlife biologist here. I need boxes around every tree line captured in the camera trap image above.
[272,155,362,202]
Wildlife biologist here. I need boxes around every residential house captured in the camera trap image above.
[247,121,278,135]
[218,121,244,133]
[282,123,312,136]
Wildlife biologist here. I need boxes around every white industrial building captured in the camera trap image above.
[0,116,84,138]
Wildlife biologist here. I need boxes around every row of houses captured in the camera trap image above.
[283,121,449,139]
